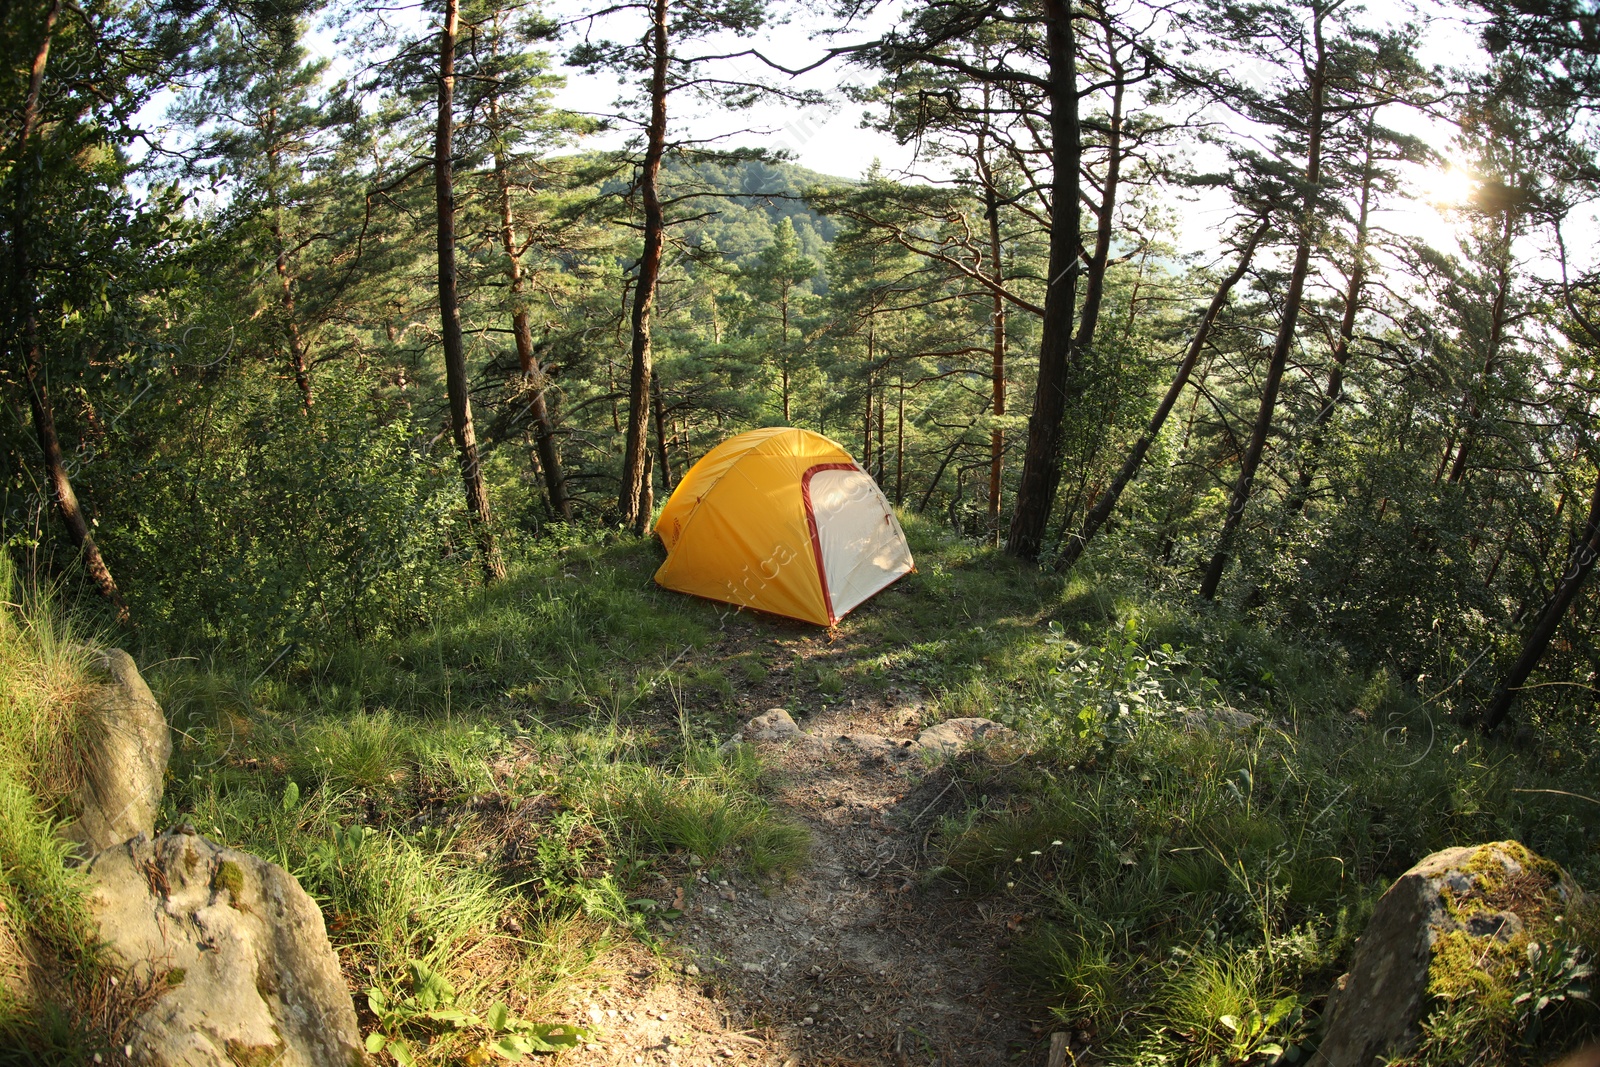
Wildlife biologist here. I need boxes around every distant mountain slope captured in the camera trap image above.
[578,154,851,268]
[660,158,848,265]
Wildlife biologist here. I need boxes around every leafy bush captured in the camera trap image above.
[100,366,469,656]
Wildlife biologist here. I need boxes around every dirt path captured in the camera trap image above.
[559,680,1054,1067]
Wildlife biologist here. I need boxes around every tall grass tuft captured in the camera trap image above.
[0,556,122,1059]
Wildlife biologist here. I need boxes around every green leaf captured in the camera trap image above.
[514,1023,591,1051]
[366,989,388,1013]
[490,1035,533,1060]
[281,780,300,811]
[387,1038,416,1067]
[487,1002,510,1032]
[1218,1014,1239,1033]
[365,1032,387,1054]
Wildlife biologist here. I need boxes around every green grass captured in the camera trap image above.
[907,561,1600,1065]
[0,558,131,1062]
[7,513,1599,1064]
[145,534,812,1063]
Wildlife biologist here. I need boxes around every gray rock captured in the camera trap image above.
[744,708,803,743]
[64,649,172,855]
[86,830,366,1067]
[1318,840,1582,1067]
[915,718,1014,757]
[836,733,916,761]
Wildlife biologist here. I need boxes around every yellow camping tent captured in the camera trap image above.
[654,427,914,625]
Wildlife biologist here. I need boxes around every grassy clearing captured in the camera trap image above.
[147,533,810,1065]
[898,551,1600,1064]
[6,513,1598,1064]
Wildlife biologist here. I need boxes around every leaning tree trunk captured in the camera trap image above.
[1005,0,1083,562]
[1445,206,1516,486]
[490,100,570,520]
[617,0,670,529]
[977,110,1007,546]
[1199,32,1329,601]
[10,0,128,622]
[1482,468,1600,731]
[1058,217,1270,572]
[435,0,505,582]
[1287,113,1379,515]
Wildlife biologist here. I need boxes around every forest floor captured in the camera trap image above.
[541,600,1056,1067]
[124,520,1599,1067]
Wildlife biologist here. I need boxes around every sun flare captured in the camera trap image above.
[1423,162,1479,212]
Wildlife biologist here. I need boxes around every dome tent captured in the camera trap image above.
[653,428,914,625]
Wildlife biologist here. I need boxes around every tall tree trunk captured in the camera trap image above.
[876,392,886,482]
[1005,0,1083,561]
[435,0,504,582]
[1286,113,1377,514]
[978,103,1007,546]
[862,317,876,463]
[1446,207,1516,485]
[266,134,314,412]
[1058,217,1270,572]
[618,0,670,527]
[9,0,128,622]
[1199,28,1329,600]
[1073,13,1124,358]
[895,376,905,506]
[273,225,314,410]
[1482,468,1600,730]
[651,374,674,492]
[780,288,792,423]
[491,101,570,520]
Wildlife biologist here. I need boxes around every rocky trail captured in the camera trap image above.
[554,685,1066,1067]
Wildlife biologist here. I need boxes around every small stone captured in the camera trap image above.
[802,1017,814,1026]
[683,963,701,977]
[745,709,803,743]
[915,717,1015,756]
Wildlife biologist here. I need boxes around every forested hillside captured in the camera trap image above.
[4,0,1600,1062]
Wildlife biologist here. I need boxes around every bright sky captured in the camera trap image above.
[144,0,1587,273]
[547,1,917,180]
[542,0,1495,261]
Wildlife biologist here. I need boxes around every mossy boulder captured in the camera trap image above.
[1319,840,1594,1067]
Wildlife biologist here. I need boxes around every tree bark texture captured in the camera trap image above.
[10,0,129,622]
[1199,26,1329,600]
[1005,0,1083,561]
[1482,468,1600,730]
[617,0,670,528]
[436,0,506,582]
[1058,217,1270,572]
[491,101,571,520]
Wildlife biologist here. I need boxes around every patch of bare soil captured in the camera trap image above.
[558,690,1049,1067]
